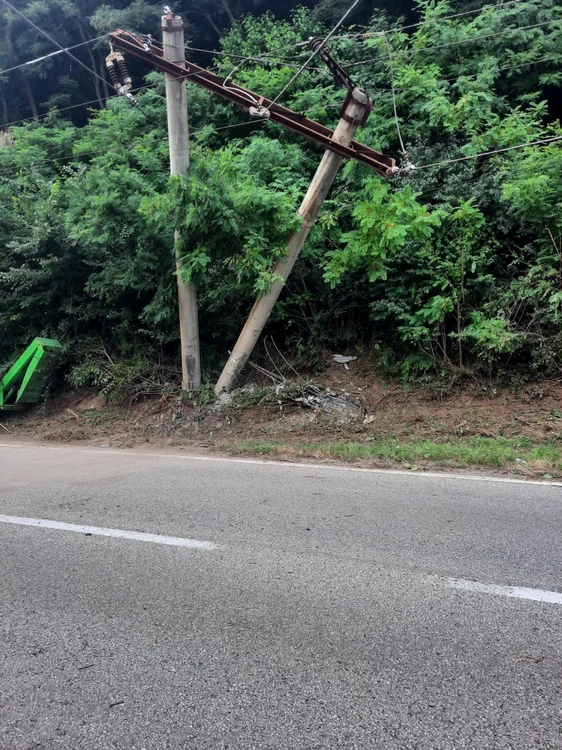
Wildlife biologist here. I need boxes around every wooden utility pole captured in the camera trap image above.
[162,12,201,390]
[214,88,370,394]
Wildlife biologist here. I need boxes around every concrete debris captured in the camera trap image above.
[214,380,362,423]
[290,389,362,423]
[215,391,233,407]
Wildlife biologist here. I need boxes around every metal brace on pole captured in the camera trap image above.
[108,30,397,177]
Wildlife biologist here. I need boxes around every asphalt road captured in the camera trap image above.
[1,441,561,749]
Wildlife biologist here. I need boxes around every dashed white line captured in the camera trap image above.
[443,576,562,604]
[0,514,216,550]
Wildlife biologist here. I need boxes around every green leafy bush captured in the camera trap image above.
[1,0,562,386]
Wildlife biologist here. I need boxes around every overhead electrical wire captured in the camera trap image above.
[415,135,562,170]
[332,0,530,41]
[182,9,559,93]
[391,53,561,94]
[0,60,236,130]
[414,175,502,201]
[1,98,110,128]
[266,0,363,109]
[3,35,556,127]
[0,1,116,93]
[0,82,161,130]
[383,32,407,159]
[345,18,560,67]
[184,45,323,72]
[221,59,262,107]
[2,102,326,153]
[360,53,561,99]
[0,35,108,77]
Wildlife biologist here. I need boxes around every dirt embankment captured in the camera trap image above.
[3,361,562,469]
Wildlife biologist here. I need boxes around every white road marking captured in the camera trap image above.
[443,576,562,604]
[0,514,216,550]
[0,442,561,487]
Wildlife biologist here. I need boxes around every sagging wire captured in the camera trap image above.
[325,0,529,43]
[344,18,559,68]
[0,0,148,118]
[0,35,108,77]
[184,45,327,76]
[415,135,562,170]
[265,0,364,112]
[222,60,270,119]
[383,32,415,174]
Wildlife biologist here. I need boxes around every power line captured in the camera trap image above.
[0,81,163,129]
[192,44,324,109]
[345,18,560,67]
[6,39,552,130]
[383,33,407,158]
[1,96,344,174]
[3,124,560,189]
[0,82,162,130]
[1,97,107,128]
[334,0,530,42]
[3,40,557,133]
[185,45,323,71]
[1,81,342,134]
[197,118,268,135]
[0,1,116,95]
[0,35,108,78]
[411,169,514,200]
[415,135,562,170]
[7,46,555,131]
[406,53,560,91]
[0,61,233,130]
[267,0,363,109]
[368,53,561,97]
[236,39,324,60]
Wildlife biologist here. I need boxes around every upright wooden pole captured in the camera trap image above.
[215,88,370,394]
[162,13,201,390]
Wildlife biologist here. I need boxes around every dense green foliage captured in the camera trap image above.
[1,0,562,384]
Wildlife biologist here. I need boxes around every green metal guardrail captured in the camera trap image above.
[0,338,62,411]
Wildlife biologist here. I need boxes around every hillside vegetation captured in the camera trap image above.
[1,0,561,390]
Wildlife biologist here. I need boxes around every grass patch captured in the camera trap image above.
[224,437,562,477]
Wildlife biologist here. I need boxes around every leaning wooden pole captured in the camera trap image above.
[214,88,370,394]
[162,12,201,390]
